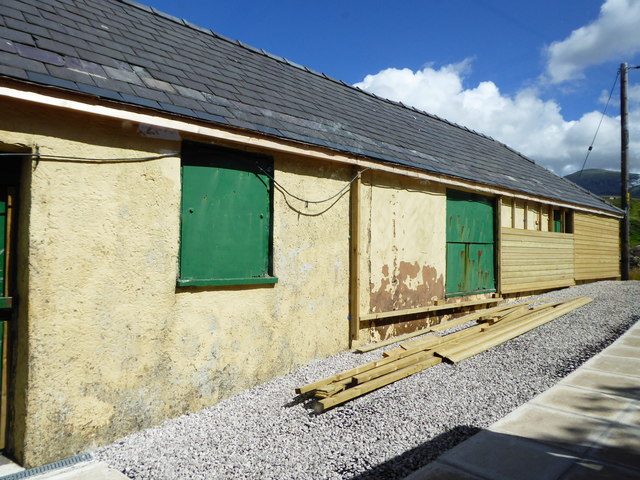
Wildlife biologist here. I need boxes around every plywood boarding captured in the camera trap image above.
[574,212,620,280]
[500,228,575,293]
[366,171,446,314]
[501,197,513,228]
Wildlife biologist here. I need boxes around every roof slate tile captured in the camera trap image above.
[3,51,47,73]
[0,64,27,79]
[0,39,17,54]
[16,43,64,65]
[0,26,34,46]
[35,37,78,57]
[27,71,76,90]
[0,6,26,22]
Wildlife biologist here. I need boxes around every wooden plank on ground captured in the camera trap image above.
[315,356,443,412]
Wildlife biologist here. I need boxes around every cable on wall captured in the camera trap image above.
[256,164,371,205]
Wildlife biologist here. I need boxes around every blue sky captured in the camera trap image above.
[143,0,640,176]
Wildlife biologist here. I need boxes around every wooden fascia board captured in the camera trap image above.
[0,81,622,219]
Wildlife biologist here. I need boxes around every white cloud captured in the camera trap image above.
[545,0,640,83]
[354,63,640,175]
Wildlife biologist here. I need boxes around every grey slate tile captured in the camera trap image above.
[74,48,121,69]
[0,64,27,80]
[35,38,77,57]
[49,29,90,50]
[15,43,64,66]
[45,65,96,85]
[102,65,143,85]
[130,84,172,103]
[92,76,136,95]
[120,93,161,110]
[63,57,107,77]
[0,6,25,22]
[157,103,196,117]
[0,26,34,46]
[27,71,76,90]
[76,83,123,101]
[2,0,40,17]
[3,51,47,73]
[0,39,17,54]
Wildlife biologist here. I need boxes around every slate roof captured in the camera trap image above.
[0,0,620,214]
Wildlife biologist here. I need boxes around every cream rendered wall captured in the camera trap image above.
[361,172,446,319]
[0,99,350,466]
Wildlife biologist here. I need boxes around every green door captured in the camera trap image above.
[446,190,496,296]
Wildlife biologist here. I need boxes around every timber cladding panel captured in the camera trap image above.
[574,213,620,280]
[500,228,575,293]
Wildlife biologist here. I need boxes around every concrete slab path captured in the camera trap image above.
[406,319,640,480]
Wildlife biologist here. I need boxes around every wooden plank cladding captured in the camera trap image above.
[500,228,575,293]
[574,212,620,280]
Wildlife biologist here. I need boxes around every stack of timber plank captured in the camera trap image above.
[296,297,592,413]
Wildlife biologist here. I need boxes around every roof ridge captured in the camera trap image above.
[115,0,516,157]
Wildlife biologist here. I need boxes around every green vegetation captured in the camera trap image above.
[605,196,640,247]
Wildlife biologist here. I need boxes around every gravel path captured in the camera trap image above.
[97,281,640,480]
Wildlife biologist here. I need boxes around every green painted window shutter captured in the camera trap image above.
[178,143,276,287]
[446,189,496,296]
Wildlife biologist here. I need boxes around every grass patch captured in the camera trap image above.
[631,269,640,281]
[603,196,640,247]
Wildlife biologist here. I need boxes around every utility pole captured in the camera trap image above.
[620,62,630,280]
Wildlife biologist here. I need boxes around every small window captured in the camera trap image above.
[178,142,277,287]
[552,208,573,233]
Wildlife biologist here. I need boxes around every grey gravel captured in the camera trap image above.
[96,280,640,480]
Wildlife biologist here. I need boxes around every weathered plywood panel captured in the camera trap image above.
[501,197,513,228]
[500,228,575,293]
[367,172,446,313]
[574,213,620,280]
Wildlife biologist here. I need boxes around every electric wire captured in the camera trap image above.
[0,151,370,205]
[576,70,619,179]
[0,152,179,163]
[256,164,370,204]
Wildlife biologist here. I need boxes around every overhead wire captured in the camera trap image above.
[576,70,620,179]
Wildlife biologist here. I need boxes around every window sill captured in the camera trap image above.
[177,277,278,287]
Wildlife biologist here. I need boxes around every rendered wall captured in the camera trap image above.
[0,98,350,466]
[358,172,446,339]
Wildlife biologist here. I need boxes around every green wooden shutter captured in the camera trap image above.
[446,190,496,296]
[178,143,276,287]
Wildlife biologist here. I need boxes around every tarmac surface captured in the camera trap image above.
[1,319,638,480]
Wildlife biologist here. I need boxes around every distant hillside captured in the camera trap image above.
[564,169,640,198]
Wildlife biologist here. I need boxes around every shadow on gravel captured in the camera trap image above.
[348,425,482,480]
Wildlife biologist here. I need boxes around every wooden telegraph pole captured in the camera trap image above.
[620,63,640,280]
[621,63,630,280]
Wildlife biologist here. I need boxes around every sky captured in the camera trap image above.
[142,0,640,176]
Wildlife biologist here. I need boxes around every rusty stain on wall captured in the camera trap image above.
[369,261,444,313]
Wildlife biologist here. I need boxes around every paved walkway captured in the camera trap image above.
[407,319,640,480]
